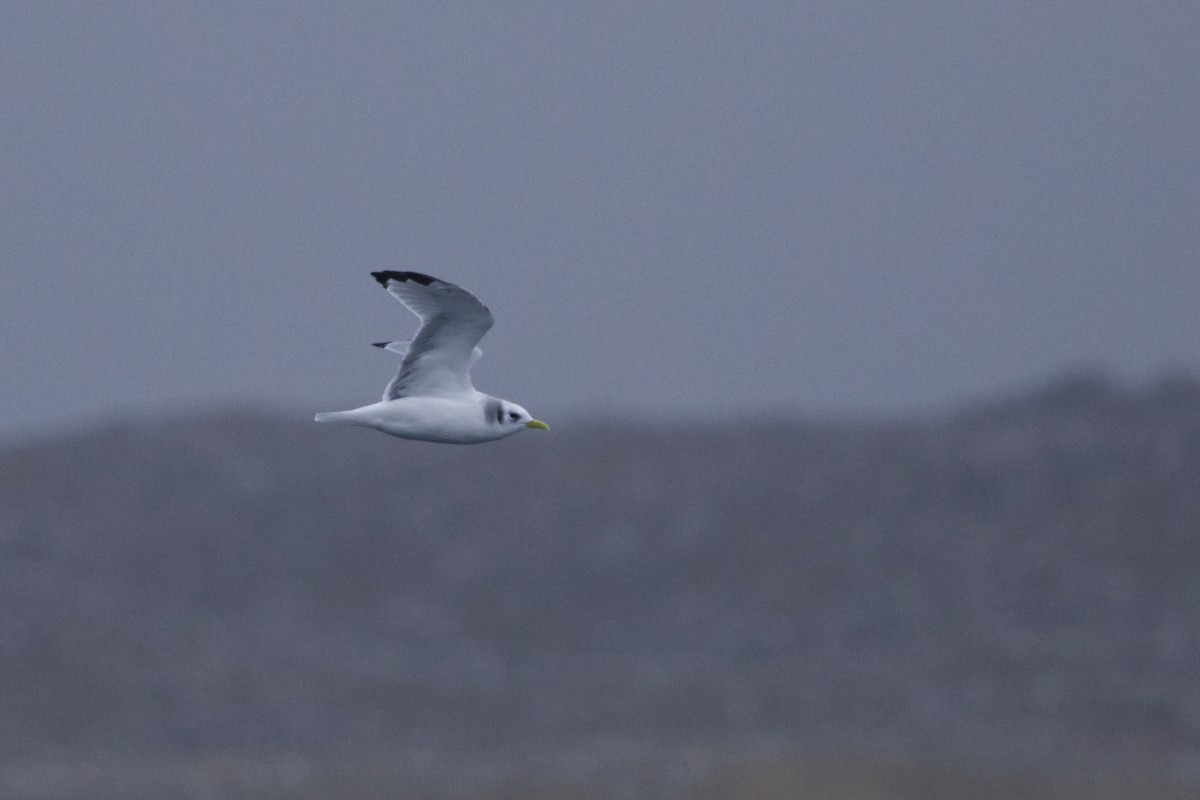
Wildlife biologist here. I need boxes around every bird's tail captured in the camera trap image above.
[314,411,350,424]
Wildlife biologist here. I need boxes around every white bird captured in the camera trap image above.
[315,271,549,443]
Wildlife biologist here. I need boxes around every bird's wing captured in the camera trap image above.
[370,271,494,400]
[373,338,484,365]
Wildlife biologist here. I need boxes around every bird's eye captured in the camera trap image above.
[509,412,520,420]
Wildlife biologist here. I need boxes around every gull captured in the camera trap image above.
[315,271,548,443]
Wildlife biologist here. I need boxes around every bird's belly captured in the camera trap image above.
[373,398,509,444]
[382,422,498,444]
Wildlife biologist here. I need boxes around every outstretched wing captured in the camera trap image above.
[373,338,484,366]
[370,271,494,400]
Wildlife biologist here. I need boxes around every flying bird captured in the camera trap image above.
[315,271,549,443]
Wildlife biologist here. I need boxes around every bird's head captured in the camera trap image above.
[504,403,549,432]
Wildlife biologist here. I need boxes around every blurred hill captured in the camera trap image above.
[2,372,1199,799]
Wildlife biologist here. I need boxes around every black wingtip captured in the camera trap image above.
[371,271,437,287]
[371,341,389,348]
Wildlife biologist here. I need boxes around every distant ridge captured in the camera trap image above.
[2,371,1198,797]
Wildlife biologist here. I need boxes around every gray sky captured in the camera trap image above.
[3,2,1198,439]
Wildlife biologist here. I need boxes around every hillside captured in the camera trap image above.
[2,373,1199,798]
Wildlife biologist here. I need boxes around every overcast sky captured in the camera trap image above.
[3,2,1198,440]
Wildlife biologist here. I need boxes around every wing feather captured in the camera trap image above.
[369,271,494,399]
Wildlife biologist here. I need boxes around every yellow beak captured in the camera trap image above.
[526,419,549,431]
